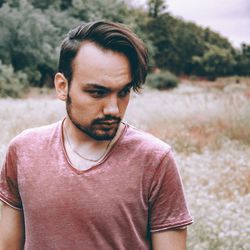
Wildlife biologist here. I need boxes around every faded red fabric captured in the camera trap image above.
[0,121,193,250]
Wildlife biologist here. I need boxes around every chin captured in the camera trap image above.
[91,131,117,141]
[94,135,115,141]
[90,124,120,141]
[70,119,119,141]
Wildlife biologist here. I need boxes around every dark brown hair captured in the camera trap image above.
[58,20,148,91]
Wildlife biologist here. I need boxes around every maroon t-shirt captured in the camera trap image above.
[0,121,193,249]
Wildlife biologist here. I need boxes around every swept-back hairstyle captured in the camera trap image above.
[58,20,148,91]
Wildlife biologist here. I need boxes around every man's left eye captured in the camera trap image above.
[118,88,131,98]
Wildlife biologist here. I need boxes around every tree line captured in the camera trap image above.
[0,0,249,96]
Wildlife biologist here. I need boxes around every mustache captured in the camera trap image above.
[93,116,121,124]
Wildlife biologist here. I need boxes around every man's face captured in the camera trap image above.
[66,42,132,141]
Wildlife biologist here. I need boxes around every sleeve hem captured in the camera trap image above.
[150,218,193,232]
[0,194,23,211]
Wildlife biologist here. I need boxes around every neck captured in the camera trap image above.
[65,118,102,147]
[63,117,124,148]
[63,117,124,163]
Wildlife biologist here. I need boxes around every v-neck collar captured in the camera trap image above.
[60,118,128,175]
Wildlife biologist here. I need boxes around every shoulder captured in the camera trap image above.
[123,123,171,156]
[8,121,62,151]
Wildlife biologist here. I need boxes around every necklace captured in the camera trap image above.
[64,125,113,162]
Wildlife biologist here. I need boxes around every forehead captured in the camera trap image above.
[71,42,132,87]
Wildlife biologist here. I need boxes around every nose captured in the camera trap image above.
[103,95,119,116]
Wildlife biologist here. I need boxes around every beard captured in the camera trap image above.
[66,93,121,141]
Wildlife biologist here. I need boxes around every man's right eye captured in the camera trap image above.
[86,90,107,98]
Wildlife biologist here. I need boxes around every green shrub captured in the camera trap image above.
[146,71,179,89]
[0,61,28,98]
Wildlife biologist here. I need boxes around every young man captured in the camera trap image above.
[0,21,193,249]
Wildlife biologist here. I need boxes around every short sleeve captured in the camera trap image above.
[0,143,22,210]
[149,150,193,232]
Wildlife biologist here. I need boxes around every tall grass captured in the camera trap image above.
[126,85,250,153]
[125,83,250,249]
[0,81,250,249]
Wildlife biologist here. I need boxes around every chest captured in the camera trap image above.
[18,157,148,221]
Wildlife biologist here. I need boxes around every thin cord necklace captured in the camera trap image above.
[64,125,113,162]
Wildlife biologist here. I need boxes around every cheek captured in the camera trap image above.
[71,97,104,116]
[119,97,130,113]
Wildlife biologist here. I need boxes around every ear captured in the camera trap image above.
[54,73,68,101]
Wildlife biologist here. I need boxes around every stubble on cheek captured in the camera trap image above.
[65,91,123,140]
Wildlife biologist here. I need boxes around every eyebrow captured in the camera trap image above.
[83,82,133,91]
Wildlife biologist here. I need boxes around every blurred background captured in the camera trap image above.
[0,0,249,249]
[0,0,249,95]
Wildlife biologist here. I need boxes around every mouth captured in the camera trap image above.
[95,118,121,125]
[94,120,120,131]
[98,121,119,125]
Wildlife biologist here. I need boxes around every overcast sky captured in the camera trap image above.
[136,0,250,48]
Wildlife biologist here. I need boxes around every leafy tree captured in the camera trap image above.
[146,71,179,89]
[0,0,79,86]
[0,0,246,92]
[141,10,237,78]
[44,7,79,40]
[169,20,206,74]
[192,44,236,79]
[203,27,233,50]
[234,43,250,76]
[0,60,28,97]
[0,1,59,85]
[0,0,5,7]
[147,0,166,18]
[125,7,156,69]
[1,0,19,7]
[143,13,177,71]
[60,0,73,10]
[70,0,131,22]
[28,0,61,10]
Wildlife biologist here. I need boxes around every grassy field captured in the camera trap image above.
[0,78,250,249]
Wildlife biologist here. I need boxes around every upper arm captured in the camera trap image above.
[151,229,187,250]
[0,201,25,249]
